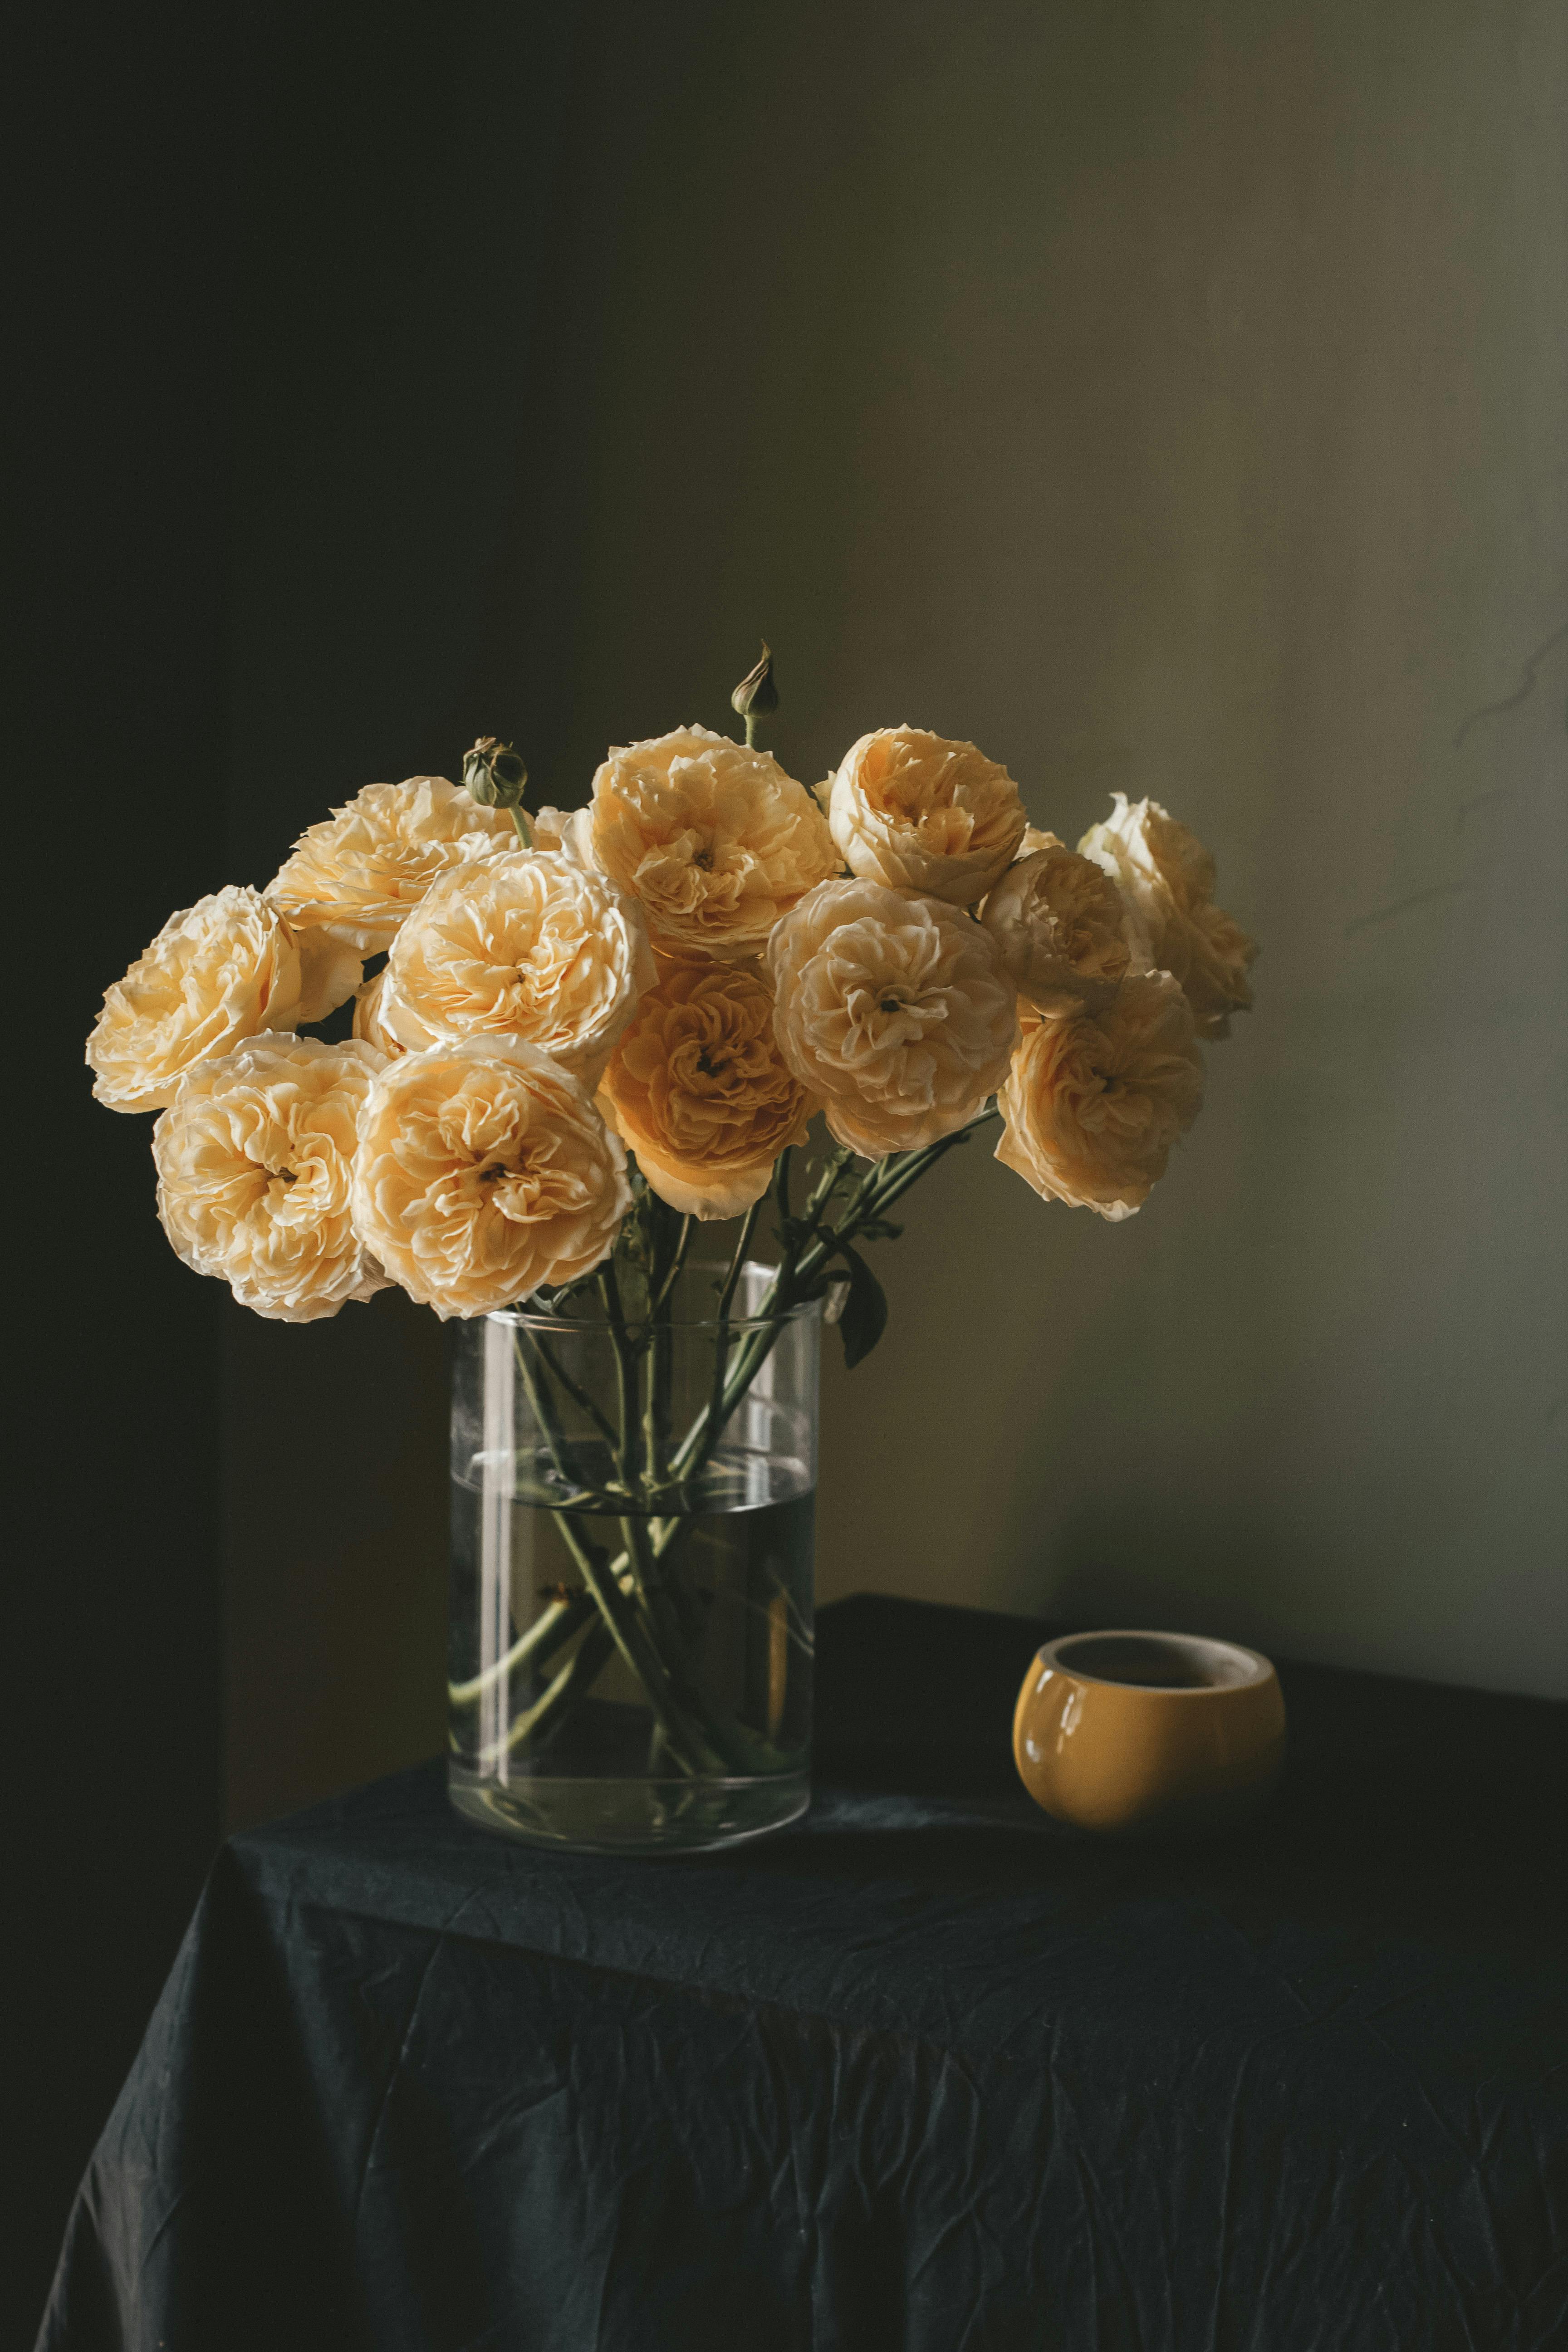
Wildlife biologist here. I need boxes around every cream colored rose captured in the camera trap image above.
[769,879,1018,1157]
[291,930,365,1025]
[981,842,1146,1018]
[153,1033,389,1321]
[351,1038,630,1318]
[601,963,814,1219]
[529,804,595,866]
[586,726,838,959]
[1078,794,1257,1040]
[996,971,1204,1220]
[828,727,1026,905]
[86,886,327,1114]
[266,775,515,954]
[379,850,654,1081]
[352,968,404,1058]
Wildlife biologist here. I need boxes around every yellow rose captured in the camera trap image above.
[828,727,1026,905]
[529,804,595,865]
[351,968,404,1058]
[601,963,814,1220]
[351,1038,630,1318]
[996,971,1204,1220]
[1016,824,1060,858]
[266,775,515,954]
[153,1033,390,1321]
[769,878,1018,1157]
[85,885,356,1113]
[586,726,838,959]
[291,929,366,1025]
[980,839,1146,1018]
[1078,794,1257,1040]
[379,850,654,1081]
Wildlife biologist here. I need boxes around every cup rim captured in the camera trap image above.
[1037,1628,1274,1695]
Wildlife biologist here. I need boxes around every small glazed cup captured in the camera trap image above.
[1013,1630,1286,1837]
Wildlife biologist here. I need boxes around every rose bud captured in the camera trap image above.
[730,644,779,745]
[461,735,529,810]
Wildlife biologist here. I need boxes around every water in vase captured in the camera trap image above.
[448,1436,814,1852]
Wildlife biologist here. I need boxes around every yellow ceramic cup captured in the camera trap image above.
[1013,1630,1286,1836]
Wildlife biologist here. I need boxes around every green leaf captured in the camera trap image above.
[835,1242,888,1371]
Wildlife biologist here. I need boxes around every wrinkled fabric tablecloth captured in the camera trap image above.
[38,1596,1568,2351]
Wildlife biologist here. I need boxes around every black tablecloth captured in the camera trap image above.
[38,1597,1568,2351]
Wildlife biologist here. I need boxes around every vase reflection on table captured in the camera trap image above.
[448,1257,822,1852]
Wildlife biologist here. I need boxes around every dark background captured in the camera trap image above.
[13,6,230,2332]
[12,0,1564,2334]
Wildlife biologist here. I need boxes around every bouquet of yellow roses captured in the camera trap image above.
[88,652,1253,1323]
[87,652,1256,1848]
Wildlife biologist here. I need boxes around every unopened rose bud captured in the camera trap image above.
[730,645,779,747]
[462,735,529,810]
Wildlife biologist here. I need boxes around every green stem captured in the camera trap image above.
[474,1620,614,1764]
[651,1213,695,1315]
[531,1330,622,1473]
[510,1332,601,1508]
[510,805,534,849]
[694,1196,764,1490]
[576,1533,725,1774]
[718,1196,763,1321]
[617,1506,790,1774]
[774,1142,795,1228]
[594,1263,639,1489]
[639,1207,694,1493]
[448,1588,595,1707]
[801,1145,854,1226]
[641,1345,665,1494]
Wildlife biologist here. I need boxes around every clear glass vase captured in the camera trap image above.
[447,1262,820,1853]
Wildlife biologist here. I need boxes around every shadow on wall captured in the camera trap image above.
[1040,1528,1326,1666]
[489,0,1567,1692]
[223,1289,448,1831]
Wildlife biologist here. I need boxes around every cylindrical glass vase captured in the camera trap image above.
[447,1264,820,1853]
